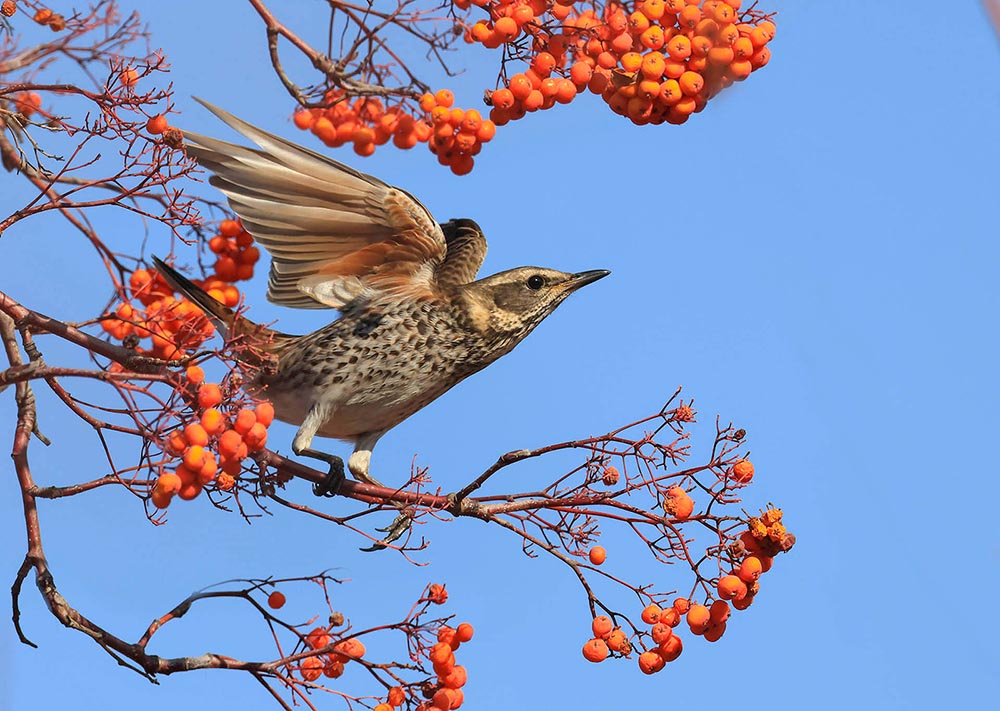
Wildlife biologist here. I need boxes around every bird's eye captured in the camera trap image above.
[526,275,545,290]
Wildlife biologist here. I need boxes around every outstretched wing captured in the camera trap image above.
[182,99,448,309]
[436,218,488,287]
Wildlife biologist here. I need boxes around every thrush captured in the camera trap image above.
[154,99,609,511]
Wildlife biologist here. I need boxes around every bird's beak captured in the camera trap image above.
[566,269,611,291]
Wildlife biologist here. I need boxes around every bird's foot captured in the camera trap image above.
[296,448,346,497]
[360,509,412,552]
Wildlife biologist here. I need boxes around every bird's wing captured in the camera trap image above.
[436,219,488,287]
[182,98,448,310]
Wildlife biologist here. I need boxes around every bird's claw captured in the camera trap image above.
[309,453,346,498]
[360,510,412,552]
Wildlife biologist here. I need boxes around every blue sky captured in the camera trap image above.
[2,1,998,709]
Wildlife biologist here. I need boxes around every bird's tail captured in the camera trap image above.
[152,256,288,355]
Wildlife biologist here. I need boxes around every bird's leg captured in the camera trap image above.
[350,433,411,551]
[293,402,345,497]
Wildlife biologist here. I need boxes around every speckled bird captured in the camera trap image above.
[155,99,609,498]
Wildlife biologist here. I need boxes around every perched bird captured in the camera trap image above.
[155,99,609,504]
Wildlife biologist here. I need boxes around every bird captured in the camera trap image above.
[154,98,609,514]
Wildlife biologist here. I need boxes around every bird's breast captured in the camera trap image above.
[254,300,491,438]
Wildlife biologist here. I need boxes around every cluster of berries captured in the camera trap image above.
[100,220,257,360]
[290,1,775,172]
[293,88,497,176]
[151,365,274,508]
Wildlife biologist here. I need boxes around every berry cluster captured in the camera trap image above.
[32,7,67,31]
[423,621,474,710]
[299,627,368,682]
[481,0,775,126]
[100,220,257,360]
[291,2,775,172]
[151,365,274,508]
[293,88,497,176]
[581,506,792,673]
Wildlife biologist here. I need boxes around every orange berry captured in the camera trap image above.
[374,705,393,711]
[428,583,448,604]
[678,4,701,29]
[292,109,315,130]
[666,35,691,61]
[704,621,726,642]
[522,89,544,111]
[554,79,577,104]
[300,656,323,682]
[431,688,455,710]
[146,114,169,134]
[588,545,607,565]
[494,16,519,41]
[665,486,694,519]
[509,74,532,101]
[244,422,268,451]
[531,52,556,76]
[470,20,491,43]
[450,622,473,644]
[149,489,173,509]
[709,599,731,624]
[732,594,754,610]
[610,31,633,54]
[254,401,275,427]
[475,120,496,143]
[751,46,771,68]
[164,429,187,456]
[429,641,454,666]
[658,79,683,104]
[120,67,139,87]
[266,590,285,609]
[650,622,673,645]
[182,444,207,472]
[582,638,609,663]
[592,615,613,638]
[640,0,666,21]
[641,52,666,80]
[491,88,515,110]
[661,607,681,627]
[606,627,629,653]
[729,59,752,79]
[197,383,222,409]
[200,407,225,436]
[440,664,467,689]
[717,574,748,600]
[218,429,243,459]
[679,70,704,95]
[233,407,256,435]
[157,471,182,495]
[34,9,53,24]
[334,637,366,660]
[177,477,202,501]
[570,61,593,86]
[197,455,218,484]
[750,23,775,48]
[658,633,683,662]
[738,556,763,583]
[434,89,455,108]
[306,627,331,649]
[620,52,643,73]
[387,687,406,707]
[640,25,665,51]
[641,604,661,625]
[686,604,711,634]
[419,93,437,112]
[638,650,665,674]
[323,659,345,678]
[183,423,209,447]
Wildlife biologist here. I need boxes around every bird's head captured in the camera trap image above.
[457,267,610,350]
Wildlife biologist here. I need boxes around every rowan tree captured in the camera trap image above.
[1,1,792,708]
